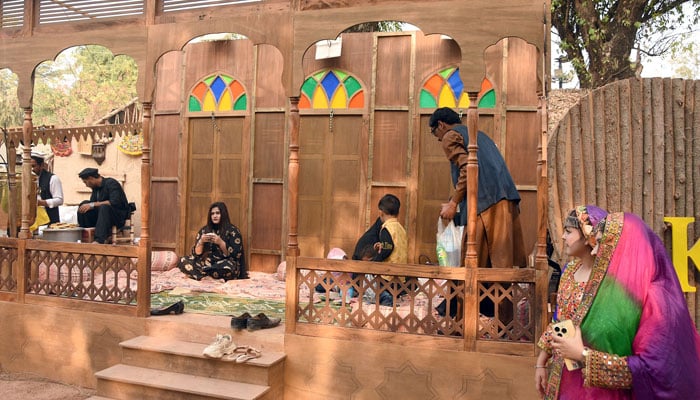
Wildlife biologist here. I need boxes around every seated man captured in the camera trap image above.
[76,168,131,244]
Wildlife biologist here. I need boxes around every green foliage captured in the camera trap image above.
[552,0,700,89]
[31,45,138,127]
[669,40,700,78]
[342,21,403,33]
[0,69,21,128]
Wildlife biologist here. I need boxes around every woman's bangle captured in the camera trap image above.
[535,365,547,369]
[90,202,95,209]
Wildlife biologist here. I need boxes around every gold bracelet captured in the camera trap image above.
[535,365,547,369]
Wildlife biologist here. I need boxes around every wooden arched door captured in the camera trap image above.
[184,116,249,253]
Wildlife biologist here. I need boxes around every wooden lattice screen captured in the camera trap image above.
[548,77,700,324]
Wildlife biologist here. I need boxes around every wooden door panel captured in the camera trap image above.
[186,116,247,254]
[218,118,244,153]
[298,115,365,257]
[331,160,360,196]
[218,159,242,195]
[190,159,214,193]
[373,111,408,184]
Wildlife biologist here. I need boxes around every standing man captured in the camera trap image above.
[77,168,130,244]
[31,151,64,224]
[429,107,526,318]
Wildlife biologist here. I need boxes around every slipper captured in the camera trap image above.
[222,345,253,361]
[235,347,262,363]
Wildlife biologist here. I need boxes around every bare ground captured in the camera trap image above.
[0,372,94,400]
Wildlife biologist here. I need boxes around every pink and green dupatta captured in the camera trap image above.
[551,212,700,399]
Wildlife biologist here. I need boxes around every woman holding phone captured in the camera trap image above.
[178,201,247,281]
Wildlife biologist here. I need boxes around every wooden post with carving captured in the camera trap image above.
[137,102,153,318]
[536,94,550,334]
[285,96,301,334]
[19,108,33,239]
[463,91,479,351]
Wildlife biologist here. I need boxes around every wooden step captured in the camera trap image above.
[95,364,270,400]
[120,336,285,386]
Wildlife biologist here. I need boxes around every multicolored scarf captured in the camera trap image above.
[550,210,700,399]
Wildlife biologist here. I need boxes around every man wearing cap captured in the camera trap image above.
[31,151,64,224]
[77,168,130,244]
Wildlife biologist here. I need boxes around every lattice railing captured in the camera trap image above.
[292,257,542,348]
[27,248,138,304]
[0,238,144,314]
[298,269,465,335]
[0,239,18,293]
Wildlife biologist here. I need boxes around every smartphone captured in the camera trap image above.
[551,320,581,371]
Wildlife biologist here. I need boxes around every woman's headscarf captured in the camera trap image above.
[569,205,608,248]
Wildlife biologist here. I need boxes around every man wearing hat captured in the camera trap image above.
[31,151,64,224]
[77,168,130,244]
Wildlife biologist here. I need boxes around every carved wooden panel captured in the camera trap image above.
[27,249,138,304]
[0,245,17,292]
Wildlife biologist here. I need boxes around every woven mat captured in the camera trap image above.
[151,290,286,319]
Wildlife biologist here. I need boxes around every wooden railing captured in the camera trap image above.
[0,237,149,317]
[287,256,547,356]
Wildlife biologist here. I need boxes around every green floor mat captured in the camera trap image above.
[151,291,286,320]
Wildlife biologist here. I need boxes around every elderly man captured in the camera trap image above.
[428,107,526,320]
[77,168,130,244]
[30,151,64,224]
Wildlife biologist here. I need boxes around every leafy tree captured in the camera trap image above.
[552,0,700,88]
[0,69,22,129]
[343,21,403,33]
[32,45,137,127]
[669,40,700,78]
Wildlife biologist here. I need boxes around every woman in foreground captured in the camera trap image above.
[535,205,700,399]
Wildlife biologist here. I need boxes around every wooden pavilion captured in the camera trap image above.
[0,1,551,398]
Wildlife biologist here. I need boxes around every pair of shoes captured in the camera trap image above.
[202,334,237,358]
[221,345,262,363]
[246,313,281,331]
[150,300,185,316]
[230,312,251,330]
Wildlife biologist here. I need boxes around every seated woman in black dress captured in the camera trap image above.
[178,202,248,280]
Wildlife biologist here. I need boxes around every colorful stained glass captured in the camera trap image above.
[299,69,365,109]
[188,73,247,112]
[419,68,495,109]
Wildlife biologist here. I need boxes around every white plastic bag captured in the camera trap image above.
[436,218,464,267]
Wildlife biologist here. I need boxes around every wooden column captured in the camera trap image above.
[535,94,550,336]
[7,140,18,238]
[535,94,548,267]
[464,93,479,267]
[463,91,479,351]
[19,108,33,239]
[137,102,153,318]
[285,96,300,334]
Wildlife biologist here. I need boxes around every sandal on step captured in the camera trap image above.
[235,347,262,363]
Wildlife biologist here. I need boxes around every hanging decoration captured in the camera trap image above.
[118,130,144,156]
[51,139,73,157]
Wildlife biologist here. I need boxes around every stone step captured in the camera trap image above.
[95,364,270,400]
[145,313,285,353]
[120,336,285,386]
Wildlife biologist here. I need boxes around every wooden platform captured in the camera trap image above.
[93,335,286,399]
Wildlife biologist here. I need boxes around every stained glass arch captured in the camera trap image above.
[420,67,495,109]
[188,72,247,112]
[299,68,365,110]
